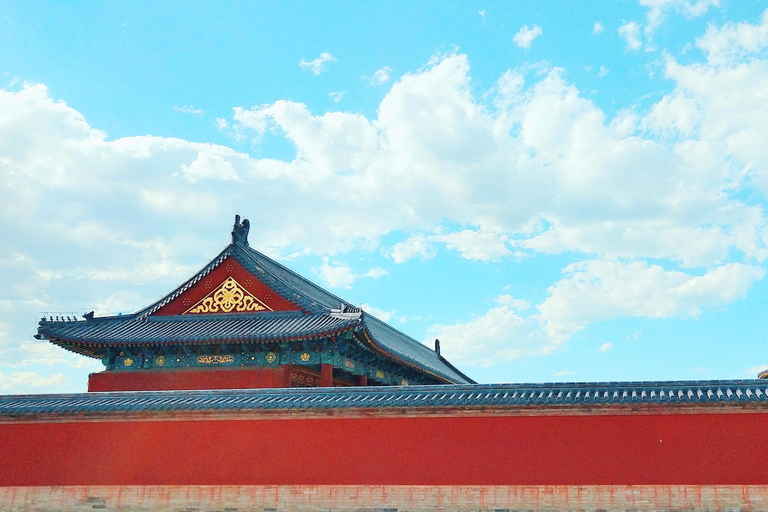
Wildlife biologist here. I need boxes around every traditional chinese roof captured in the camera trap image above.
[2,380,767,416]
[36,217,474,385]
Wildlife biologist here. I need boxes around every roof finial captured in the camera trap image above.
[231,215,250,245]
[434,338,441,357]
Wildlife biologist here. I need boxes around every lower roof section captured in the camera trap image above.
[2,380,767,417]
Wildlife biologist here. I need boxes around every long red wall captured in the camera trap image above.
[88,367,291,392]
[0,411,765,486]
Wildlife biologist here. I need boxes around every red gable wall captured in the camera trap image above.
[153,256,301,316]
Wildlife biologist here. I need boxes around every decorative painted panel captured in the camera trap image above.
[152,255,302,316]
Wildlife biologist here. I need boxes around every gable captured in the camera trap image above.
[153,255,302,316]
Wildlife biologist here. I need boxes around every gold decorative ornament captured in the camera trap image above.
[155,355,165,367]
[300,352,311,362]
[401,379,408,386]
[123,357,134,367]
[184,277,272,314]
[376,370,384,379]
[265,352,277,364]
[196,354,235,365]
[344,359,355,370]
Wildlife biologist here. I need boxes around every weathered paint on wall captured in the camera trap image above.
[2,484,768,512]
[1,411,765,487]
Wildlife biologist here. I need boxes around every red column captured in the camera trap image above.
[320,363,333,387]
[357,375,368,386]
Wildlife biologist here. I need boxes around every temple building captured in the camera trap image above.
[2,217,768,512]
[34,216,473,392]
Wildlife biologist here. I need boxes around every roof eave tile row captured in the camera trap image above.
[2,380,767,416]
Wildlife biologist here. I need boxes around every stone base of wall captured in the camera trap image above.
[1,485,767,512]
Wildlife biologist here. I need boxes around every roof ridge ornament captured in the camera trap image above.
[231,215,250,245]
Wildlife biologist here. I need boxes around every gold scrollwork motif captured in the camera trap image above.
[197,355,235,365]
[184,277,272,314]
[123,357,134,367]
[265,352,277,364]
[300,352,311,362]
[155,355,165,367]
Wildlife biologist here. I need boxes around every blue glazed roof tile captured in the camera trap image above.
[39,311,358,347]
[2,380,767,416]
[38,238,474,384]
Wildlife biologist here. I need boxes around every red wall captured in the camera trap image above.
[1,411,766,486]
[88,367,291,392]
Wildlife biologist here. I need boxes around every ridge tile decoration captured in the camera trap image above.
[184,276,272,315]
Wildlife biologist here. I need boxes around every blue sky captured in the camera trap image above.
[2,0,768,393]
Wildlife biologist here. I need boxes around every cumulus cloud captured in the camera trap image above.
[299,52,338,75]
[4,18,768,379]
[513,25,543,49]
[696,9,768,65]
[537,260,765,343]
[369,66,393,86]
[428,260,764,365]
[329,91,345,102]
[313,258,387,288]
[360,303,394,322]
[619,21,643,50]
[426,301,551,366]
[0,370,68,393]
[593,22,604,34]
[642,0,720,34]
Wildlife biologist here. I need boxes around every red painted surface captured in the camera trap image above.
[1,412,766,486]
[88,367,291,392]
[320,363,333,387]
[153,255,301,316]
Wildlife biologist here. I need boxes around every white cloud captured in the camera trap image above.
[513,25,543,49]
[364,267,388,279]
[314,258,356,288]
[360,303,394,322]
[598,65,609,77]
[389,233,437,264]
[176,151,243,184]
[619,21,643,50]
[494,294,530,312]
[299,52,338,75]
[427,259,763,366]
[426,304,551,366]
[537,259,765,343]
[173,105,203,116]
[0,370,67,393]
[553,370,574,377]
[369,66,393,86]
[747,364,768,376]
[215,117,228,129]
[329,91,345,102]
[4,29,768,378]
[437,230,511,261]
[313,259,386,288]
[696,9,768,66]
[641,0,720,34]
[593,22,604,34]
